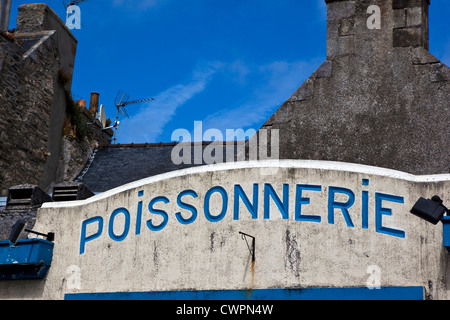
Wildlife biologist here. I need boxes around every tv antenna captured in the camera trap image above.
[110,90,155,144]
[62,0,88,29]
[63,0,86,8]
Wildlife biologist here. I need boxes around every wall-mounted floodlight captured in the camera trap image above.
[410,196,449,225]
[8,219,55,246]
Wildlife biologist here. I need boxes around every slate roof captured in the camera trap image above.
[75,142,241,193]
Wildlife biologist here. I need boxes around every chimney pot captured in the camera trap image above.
[89,92,100,115]
[77,99,86,108]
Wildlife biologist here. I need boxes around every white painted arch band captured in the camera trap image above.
[42,160,450,209]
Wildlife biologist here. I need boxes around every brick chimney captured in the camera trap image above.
[325,0,430,60]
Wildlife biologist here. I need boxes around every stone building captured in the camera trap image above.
[0,4,112,198]
[0,0,448,300]
[2,0,447,201]
[75,0,448,196]
[259,0,448,175]
[0,4,112,239]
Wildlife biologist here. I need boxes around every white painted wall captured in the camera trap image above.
[1,160,449,300]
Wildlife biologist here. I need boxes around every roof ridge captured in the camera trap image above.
[99,141,247,149]
[74,149,98,182]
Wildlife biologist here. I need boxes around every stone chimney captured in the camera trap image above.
[392,0,429,50]
[325,0,430,60]
[16,4,78,88]
[260,0,448,175]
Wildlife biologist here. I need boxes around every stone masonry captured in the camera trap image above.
[0,4,111,197]
[0,4,112,240]
[259,0,449,175]
[0,26,59,196]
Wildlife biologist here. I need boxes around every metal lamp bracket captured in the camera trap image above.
[239,232,255,261]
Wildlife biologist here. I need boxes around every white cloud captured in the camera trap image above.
[112,0,167,10]
[116,58,321,143]
[442,41,450,66]
[200,59,321,137]
[317,0,327,21]
[118,63,221,143]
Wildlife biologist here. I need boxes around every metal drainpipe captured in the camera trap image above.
[0,0,12,32]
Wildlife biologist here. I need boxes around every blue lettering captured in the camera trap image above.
[362,191,369,229]
[147,196,169,231]
[80,216,103,255]
[175,190,198,225]
[136,190,144,235]
[79,182,408,255]
[328,186,355,227]
[264,184,289,220]
[362,180,369,229]
[375,193,405,238]
[204,186,228,222]
[234,184,258,220]
[295,184,322,222]
[108,208,131,242]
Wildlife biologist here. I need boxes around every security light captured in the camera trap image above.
[8,219,55,246]
[8,219,27,246]
[410,196,449,225]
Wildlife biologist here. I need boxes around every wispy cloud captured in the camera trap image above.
[118,58,320,143]
[317,0,328,21]
[118,63,222,143]
[442,41,450,65]
[112,0,168,10]
[200,59,320,136]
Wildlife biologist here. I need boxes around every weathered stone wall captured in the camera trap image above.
[0,109,112,241]
[0,4,111,197]
[59,110,113,184]
[261,0,449,175]
[0,29,58,196]
[0,4,112,242]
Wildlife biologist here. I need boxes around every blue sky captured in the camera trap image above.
[9,0,450,144]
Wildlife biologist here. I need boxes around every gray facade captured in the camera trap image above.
[0,4,111,196]
[259,0,449,175]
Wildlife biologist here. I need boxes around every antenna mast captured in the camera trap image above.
[112,91,154,144]
[0,0,12,32]
[64,0,86,7]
